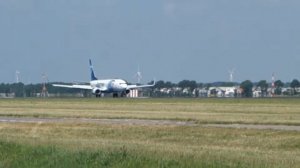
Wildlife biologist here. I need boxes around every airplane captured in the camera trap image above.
[53,59,155,98]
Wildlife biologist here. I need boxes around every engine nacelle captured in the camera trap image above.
[92,88,101,96]
[126,90,130,94]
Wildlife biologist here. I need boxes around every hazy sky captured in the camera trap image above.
[1,0,299,84]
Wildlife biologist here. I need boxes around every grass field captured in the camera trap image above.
[0,98,299,167]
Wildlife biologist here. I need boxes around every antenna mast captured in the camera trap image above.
[41,73,48,98]
[271,73,275,97]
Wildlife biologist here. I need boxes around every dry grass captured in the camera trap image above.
[0,98,299,167]
[0,98,299,125]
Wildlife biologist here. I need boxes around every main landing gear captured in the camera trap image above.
[113,91,127,98]
[95,93,104,98]
[113,93,118,98]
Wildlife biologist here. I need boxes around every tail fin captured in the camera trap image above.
[89,59,98,81]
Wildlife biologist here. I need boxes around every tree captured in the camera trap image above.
[197,83,204,88]
[178,80,197,95]
[165,81,174,88]
[178,80,189,89]
[240,80,253,98]
[10,83,25,97]
[0,83,10,94]
[257,80,268,97]
[154,80,165,89]
[290,79,300,95]
[274,80,284,95]
[188,80,197,92]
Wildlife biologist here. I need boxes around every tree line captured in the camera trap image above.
[239,79,300,97]
[0,79,299,98]
[0,83,88,98]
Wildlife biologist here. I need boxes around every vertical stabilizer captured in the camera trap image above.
[89,59,98,81]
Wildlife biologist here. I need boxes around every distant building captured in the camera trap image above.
[197,88,208,97]
[0,93,15,98]
[252,89,262,98]
[128,89,139,98]
[208,87,237,98]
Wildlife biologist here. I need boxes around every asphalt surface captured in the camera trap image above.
[0,117,196,126]
[204,124,300,131]
[0,117,299,131]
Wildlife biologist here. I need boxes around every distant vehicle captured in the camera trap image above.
[53,59,155,98]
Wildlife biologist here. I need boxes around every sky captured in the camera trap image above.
[0,0,300,84]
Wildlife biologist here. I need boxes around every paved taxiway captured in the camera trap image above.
[0,117,195,126]
[0,117,299,131]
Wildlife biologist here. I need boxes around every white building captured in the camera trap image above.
[208,87,237,98]
[128,89,139,98]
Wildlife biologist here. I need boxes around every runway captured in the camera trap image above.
[204,123,300,132]
[0,117,196,126]
[0,117,299,131]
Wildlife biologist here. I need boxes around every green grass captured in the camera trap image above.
[0,98,299,167]
[0,122,299,168]
[0,140,260,168]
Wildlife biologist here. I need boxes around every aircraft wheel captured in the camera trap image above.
[121,92,126,97]
[113,93,118,98]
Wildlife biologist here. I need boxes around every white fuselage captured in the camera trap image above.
[90,79,128,93]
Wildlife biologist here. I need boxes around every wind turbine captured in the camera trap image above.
[134,65,142,84]
[228,68,235,82]
[15,70,20,83]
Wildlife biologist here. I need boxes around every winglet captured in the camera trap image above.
[89,59,98,81]
[147,79,156,86]
[151,78,156,86]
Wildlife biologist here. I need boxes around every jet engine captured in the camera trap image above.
[120,90,130,97]
[92,88,101,97]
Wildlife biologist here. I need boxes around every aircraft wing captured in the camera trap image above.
[126,81,155,90]
[52,84,92,90]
